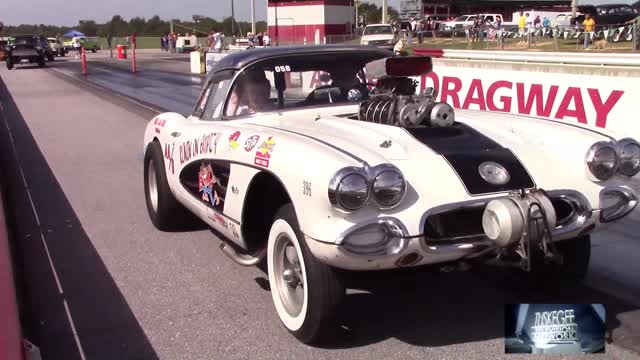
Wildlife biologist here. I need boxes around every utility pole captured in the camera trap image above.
[382,0,388,24]
[571,0,577,19]
[170,20,174,34]
[251,0,256,34]
[231,0,236,36]
[354,0,359,29]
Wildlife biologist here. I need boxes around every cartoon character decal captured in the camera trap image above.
[198,162,221,206]
[229,131,241,150]
[254,136,276,168]
[181,159,229,212]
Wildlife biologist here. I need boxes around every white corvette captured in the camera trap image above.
[143,45,639,344]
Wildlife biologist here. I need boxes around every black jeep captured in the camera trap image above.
[5,34,47,70]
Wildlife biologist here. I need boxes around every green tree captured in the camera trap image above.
[78,20,98,36]
[128,17,146,35]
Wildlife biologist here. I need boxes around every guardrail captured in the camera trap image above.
[414,48,640,67]
[0,187,23,360]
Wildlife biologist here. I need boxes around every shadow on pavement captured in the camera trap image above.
[314,263,639,353]
[0,76,159,359]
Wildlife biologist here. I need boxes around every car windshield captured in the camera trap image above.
[48,39,57,43]
[9,36,37,45]
[363,26,393,35]
[217,52,388,119]
[454,16,470,21]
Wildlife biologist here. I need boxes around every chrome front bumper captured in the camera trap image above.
[307,186,637,271]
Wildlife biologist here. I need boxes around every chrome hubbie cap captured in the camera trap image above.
[274,234,305,317]
[148,160,159,212]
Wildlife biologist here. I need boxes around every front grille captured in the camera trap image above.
[424,204,486,242]
[12,48,38,57]
[368,40,390,46]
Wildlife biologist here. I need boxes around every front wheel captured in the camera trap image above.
[267,204,345,344]
[48,53,54,61]
[143,141,192,231]
[6,57,13,70]
[91,47,97,53]
[37,55,45,67]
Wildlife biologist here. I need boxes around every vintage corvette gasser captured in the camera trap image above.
[143,45,639,344]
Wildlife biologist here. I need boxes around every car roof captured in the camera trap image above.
[596,3,631,8]
[211,45,393,72]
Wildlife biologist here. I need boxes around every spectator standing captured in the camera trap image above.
[213,30,223,53]
[624,14,640,50]
[542,17,551,28]
[171,33,178,53]
[130,32,137,49]
[160,35,165,51]
[264,33,271,46]
[417,20,425,44]
[257,32,264,46]
[583,14,595,49]
[518,12,526,36]
[73,36,82,59]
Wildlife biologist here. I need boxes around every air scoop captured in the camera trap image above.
[358,56,455,128]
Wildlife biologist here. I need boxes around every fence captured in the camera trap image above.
[89,24,639,52]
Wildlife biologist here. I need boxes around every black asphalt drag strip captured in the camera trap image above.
[0,76,159,360]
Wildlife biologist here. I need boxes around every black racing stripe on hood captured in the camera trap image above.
[406,123,535,195]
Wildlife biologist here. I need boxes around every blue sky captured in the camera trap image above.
[0,0,634,26]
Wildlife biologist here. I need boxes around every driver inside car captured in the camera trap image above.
[226,69,274,116]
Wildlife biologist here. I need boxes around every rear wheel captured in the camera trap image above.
[143,141,192,231]
[91,47,97,53]
[37,55,45,67]
[267,204,345,344]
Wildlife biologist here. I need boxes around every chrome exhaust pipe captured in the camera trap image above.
[219,243,266,267]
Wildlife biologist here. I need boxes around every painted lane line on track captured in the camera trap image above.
[0,99,87,360]
[50,68,163,115]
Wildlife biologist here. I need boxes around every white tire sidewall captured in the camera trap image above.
[267,218,309,332]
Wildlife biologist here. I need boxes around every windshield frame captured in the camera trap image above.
[219,52,389,121]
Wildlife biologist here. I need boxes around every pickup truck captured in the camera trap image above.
[443,14,515,31]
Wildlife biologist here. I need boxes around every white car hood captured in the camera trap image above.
[249,108,615,206]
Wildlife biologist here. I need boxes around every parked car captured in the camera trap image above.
[47,37,65,56]
[63,36,101,53]
[360,24,397,48]
[143,45,639,344]
[5,34,47,69]
[443,14,479,30]
[595,4,638,25]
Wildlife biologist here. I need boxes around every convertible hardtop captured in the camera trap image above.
[210,45,394,74]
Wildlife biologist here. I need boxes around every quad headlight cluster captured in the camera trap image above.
[585,138,640,181]
[328,164,407,212]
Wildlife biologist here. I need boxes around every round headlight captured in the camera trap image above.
[617,139,640,177]
[585,142,618,181]
[35,46,42,51]
[329,169,370,211]
[372,168,406,208]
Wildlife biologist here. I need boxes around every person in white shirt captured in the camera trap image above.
[263,33,271,46]
[213,30,223,53]
[73,37,82,59]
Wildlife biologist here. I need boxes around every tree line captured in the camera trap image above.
[0,2,399,38]
[0,15,268,38]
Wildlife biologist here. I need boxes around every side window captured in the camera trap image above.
[193,71,235,121]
